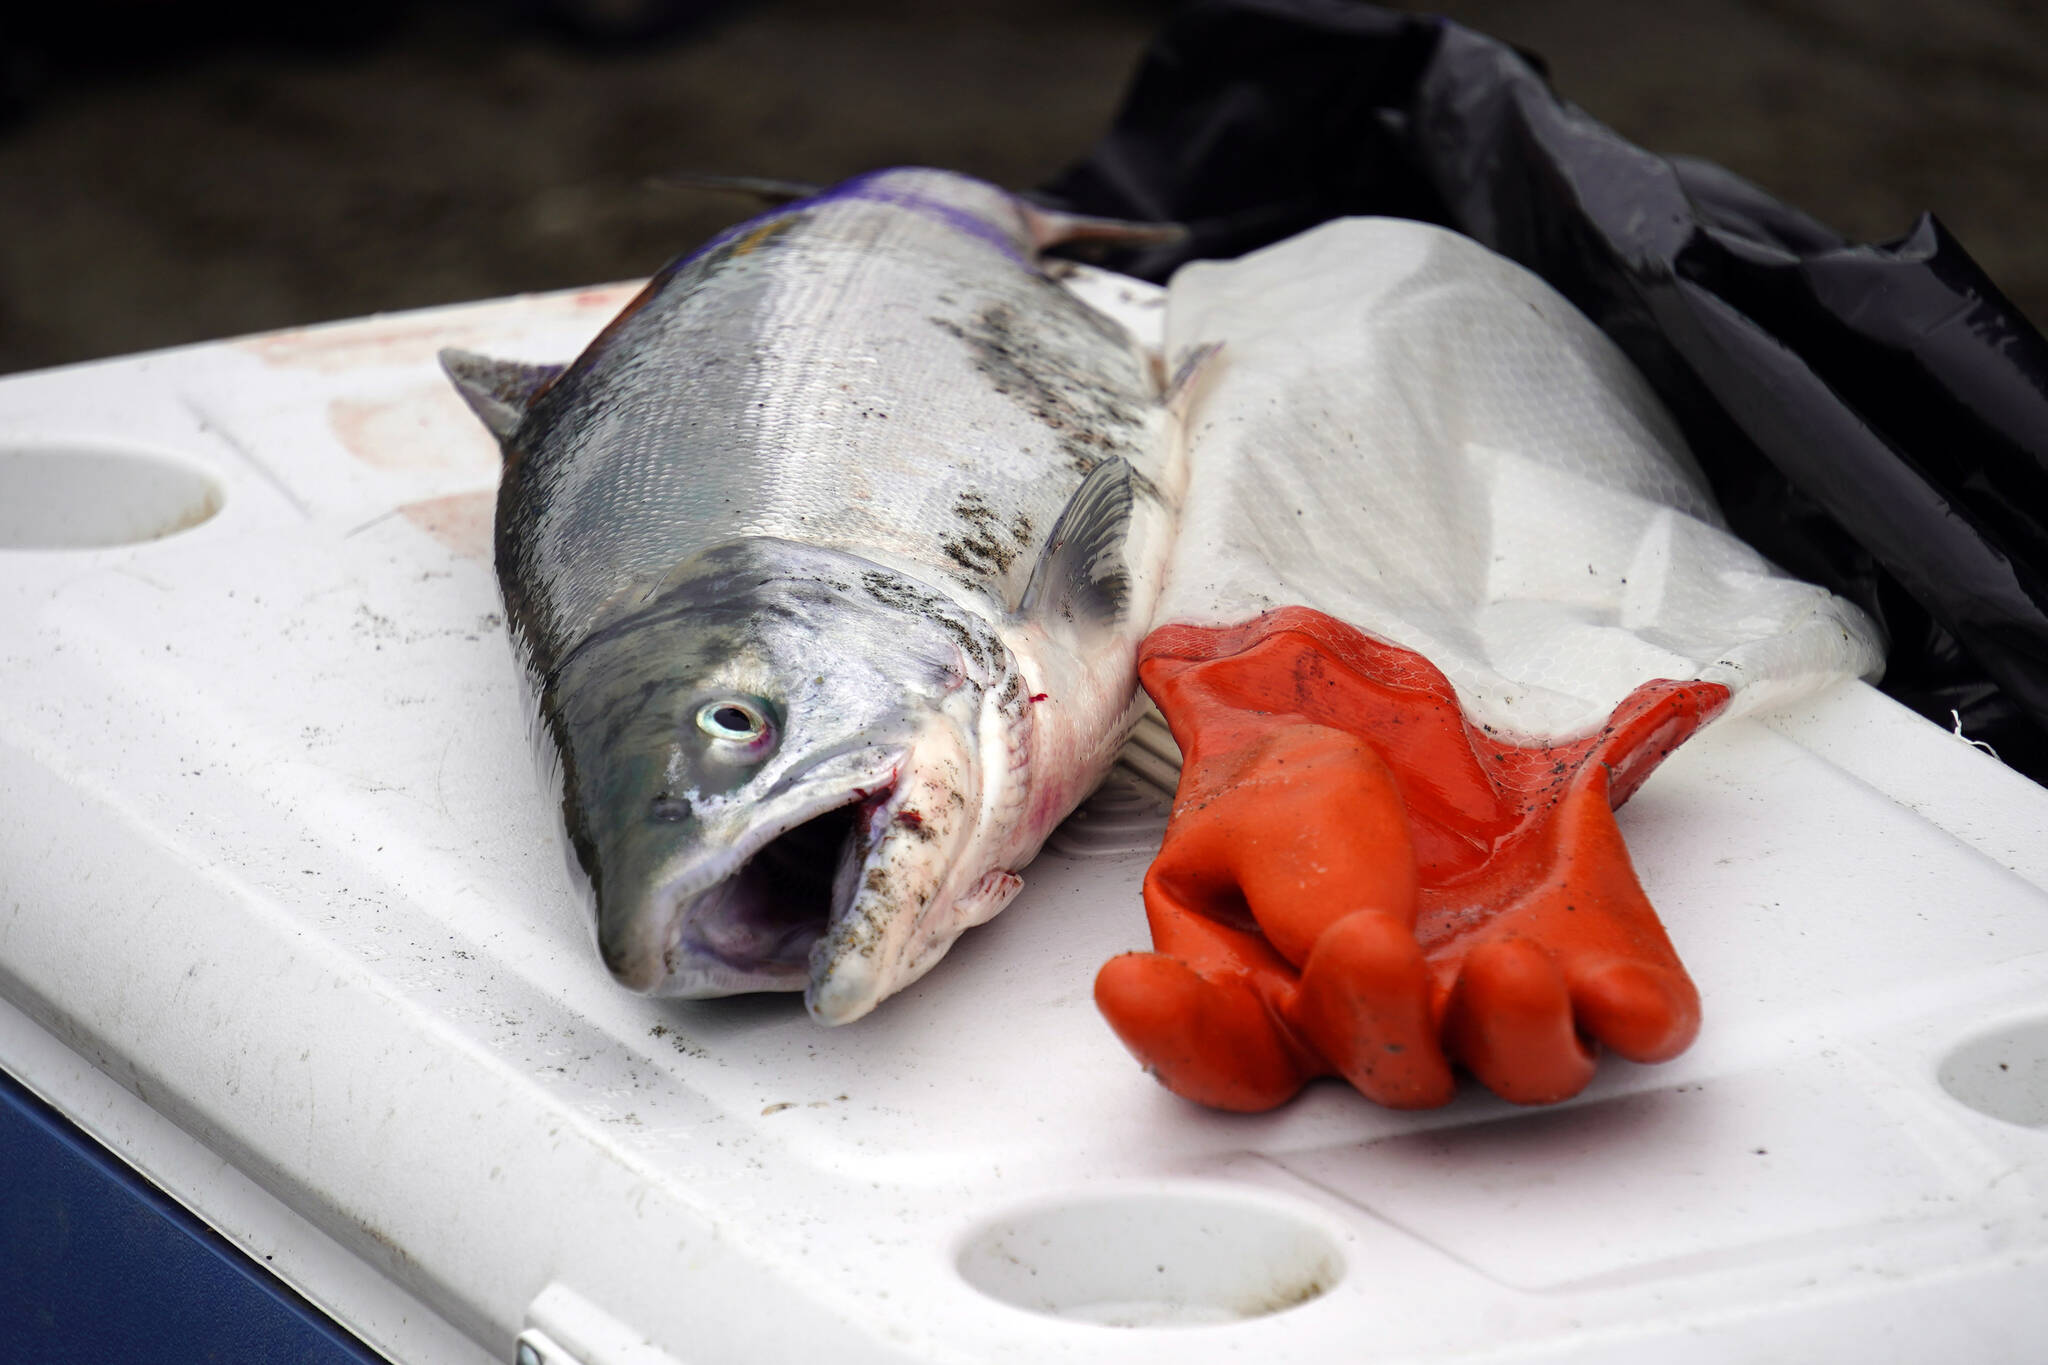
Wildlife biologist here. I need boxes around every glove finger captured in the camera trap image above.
[1291,911,1455,1110]
[1443,937,1597,1105]
[1095,951,1316,1112]
[1568,957,1700,1063]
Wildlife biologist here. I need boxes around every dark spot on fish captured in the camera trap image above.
[859,569,947,618]
[942,527,1019,575]
[928,301,1159,499]
[941,492,1025,579]
[936,616,990,674]
[860,567,998,677]
[650,792,691,822]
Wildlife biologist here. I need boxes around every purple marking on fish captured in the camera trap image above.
[670,170,1031,274]
[805,170,1030,263]
[551,170,1049,402]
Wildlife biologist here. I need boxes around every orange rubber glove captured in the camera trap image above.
[1095,607,1729,1111]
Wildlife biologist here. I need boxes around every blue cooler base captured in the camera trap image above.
[0,1066,385,1365]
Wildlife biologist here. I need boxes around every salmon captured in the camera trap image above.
[441,169,1183,1023]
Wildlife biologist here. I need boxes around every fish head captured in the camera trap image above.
[545,542,1009,1011]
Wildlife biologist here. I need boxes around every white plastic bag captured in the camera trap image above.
[1155,218,1884,742]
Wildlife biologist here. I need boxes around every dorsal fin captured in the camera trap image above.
[649,173,825,207]
[1018,457,1135,627]
[438,348,564,445]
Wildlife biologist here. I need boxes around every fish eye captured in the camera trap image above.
[696,699,768,743]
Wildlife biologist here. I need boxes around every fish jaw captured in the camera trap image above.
[601,744,906,996]
[803,711,998,1026]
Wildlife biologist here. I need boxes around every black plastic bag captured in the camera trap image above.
[1041,0,2048,784]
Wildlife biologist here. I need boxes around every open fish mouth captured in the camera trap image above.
[645,778,900,996]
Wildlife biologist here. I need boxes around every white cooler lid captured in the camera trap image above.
[3,277,2047,1364]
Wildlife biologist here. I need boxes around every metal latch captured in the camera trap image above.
[516,1283,689,1365]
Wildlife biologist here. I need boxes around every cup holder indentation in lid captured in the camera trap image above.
[955,1187,1342,1328]
[0,443,223,550]
[1939,1014,2048,1128]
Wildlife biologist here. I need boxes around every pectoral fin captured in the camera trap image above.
[1018,457,1135,629]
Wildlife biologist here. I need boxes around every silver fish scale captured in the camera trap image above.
[501,174,1160,672]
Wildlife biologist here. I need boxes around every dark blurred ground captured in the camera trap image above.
[2,0,2044,374]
